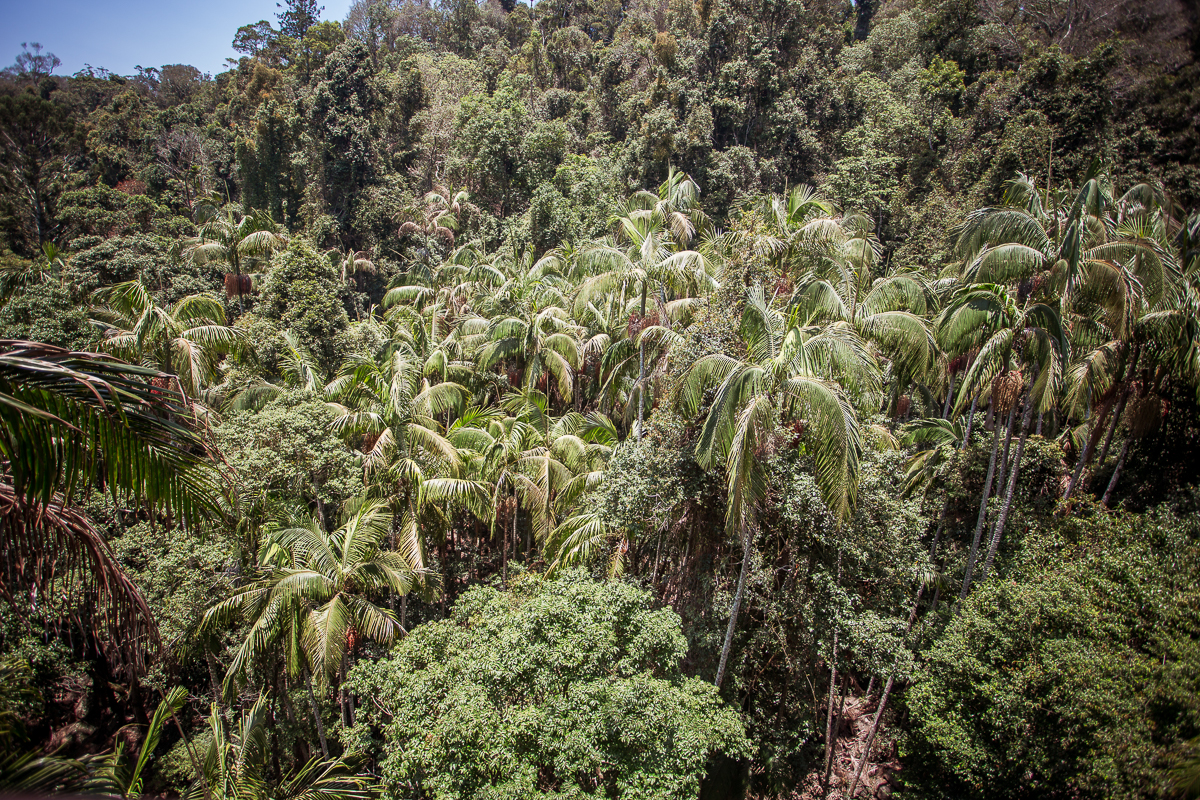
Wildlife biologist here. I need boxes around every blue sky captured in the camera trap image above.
[1,0,354,77]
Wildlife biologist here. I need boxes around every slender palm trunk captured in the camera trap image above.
[960,394,979,448]
[960,406,1005,602]
[1097,345,1141,469]
[822,550,843,793]
[232,256,246,317]
[1063,348,1138,503]
[206,651,224,716]
[636,283,648,440]
[942,374,955,419]
[339,654,351,727]
[822,627,839,790]
[714,520,754,688]
[981,388,1034,582]
[305,670,329,758]
[501,510,509,584]
[848,676,894,799]
[824,675,849,798]
[1102,439,1131,507]
[991,404,1017,517]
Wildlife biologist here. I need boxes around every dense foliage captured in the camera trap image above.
[3,0,1200,798]
[346,572,749,799]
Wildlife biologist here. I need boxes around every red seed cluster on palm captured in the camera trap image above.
[628,310,660,338]
[224,273,253,298]
[495,495,518,526]
[992,370,1024,414]
[148,375,171,397]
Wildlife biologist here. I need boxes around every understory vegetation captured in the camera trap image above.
[3,0,1200,797]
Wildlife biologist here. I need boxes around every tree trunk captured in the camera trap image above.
[1097,345,1141,469]
[636,282,648,441]
[822,626,840,791]
[981,388,1034,582]
[171,712,205,800]
[822,550,843,793]
[991,403,1017,520]
[339,654,351,727]
[825,672,849,796]
[1063,348,1136,502]
[848,676,894,799]
[714,521,754,689]
[1101,439,1130,507]
[305,670,329,758]
[942,373,955,419]
[206,651,224,713]
[960,394,979,449]
[960,405,1005,602]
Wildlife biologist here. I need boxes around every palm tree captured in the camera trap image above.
[478,302,582,407]
[187,695,371,800]
[681,286,869,687]
[327,248,376,321]
[747,185,938,412]
[182,203,288,314]
[89,687,188,799]
[938,283,1066,597]
[957,171,1173,315]
[398,184,479,253]
[577,169,718,438]
[205,498,423,728]
[0,242,66,306]
[91,279,243,398]
[328,337,466,482]
[222,329,328,413]
[448,405,534,582]
[0,340,220,675]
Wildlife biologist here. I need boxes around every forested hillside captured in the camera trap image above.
[3,0,1200,797]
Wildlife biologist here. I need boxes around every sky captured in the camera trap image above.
[0,0,355,77]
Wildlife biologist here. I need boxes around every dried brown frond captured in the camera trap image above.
[0,483,159,677]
